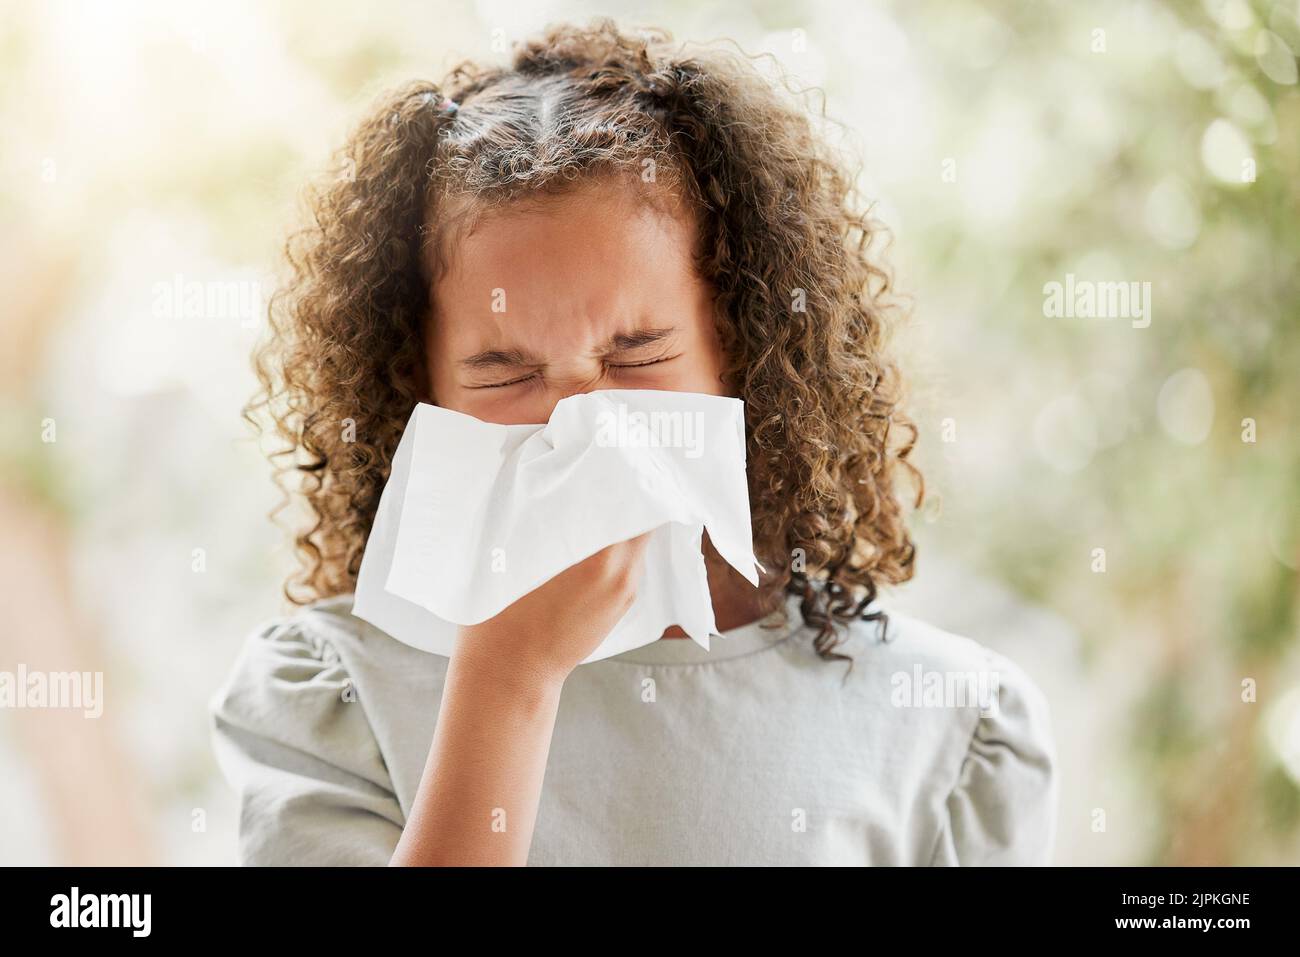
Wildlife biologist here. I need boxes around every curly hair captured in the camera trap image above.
[247,19,923,664]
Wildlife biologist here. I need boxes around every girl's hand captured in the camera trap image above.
[451,533,652,687]
[396,538,651,866]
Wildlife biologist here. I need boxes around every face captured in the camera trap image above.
[424,179,729,425]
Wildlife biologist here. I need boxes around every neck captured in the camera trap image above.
[660,535,768,639]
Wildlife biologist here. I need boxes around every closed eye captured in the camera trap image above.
[469,354,681,389]
[469,372,541,390]
[607,354,681,370]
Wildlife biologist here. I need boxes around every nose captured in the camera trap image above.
[528,366,608,424]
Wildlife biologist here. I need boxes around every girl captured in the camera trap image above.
[211,19,1056,866]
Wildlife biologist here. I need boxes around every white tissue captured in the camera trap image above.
[351,389,764,664]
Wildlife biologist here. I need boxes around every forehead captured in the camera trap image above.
[427,179,701,345]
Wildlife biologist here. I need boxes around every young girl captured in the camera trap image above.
[211,19,1056,866]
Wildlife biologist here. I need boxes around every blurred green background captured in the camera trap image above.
[0,0,1296,865]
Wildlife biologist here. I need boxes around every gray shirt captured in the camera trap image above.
[209,590,1057,865]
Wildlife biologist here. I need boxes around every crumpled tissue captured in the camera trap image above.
[352,388,763,664]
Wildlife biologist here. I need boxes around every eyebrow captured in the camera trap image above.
[458,325,679,371]
[459,347,539,371]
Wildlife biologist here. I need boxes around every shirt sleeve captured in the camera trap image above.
[209,616,405,866]
[929,649,1058,866]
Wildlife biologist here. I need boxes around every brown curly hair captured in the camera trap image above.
[247,19,923,663]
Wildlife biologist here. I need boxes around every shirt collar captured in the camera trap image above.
[601,590,807,666]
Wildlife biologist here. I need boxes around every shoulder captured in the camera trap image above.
[210,602,349,726]
[207,596,407,865]
[211,598,358,715]
[868,609,1053,725]
[828,606,1051,722]
[208,596,389,781]
[210,592,434,728]
[837,607,1058,865]
[215,594,416,689]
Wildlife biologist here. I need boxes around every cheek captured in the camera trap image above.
[672,320,729,396]
[451,386,555,426]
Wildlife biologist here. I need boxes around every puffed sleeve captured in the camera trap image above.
[209,617,405,866]
[929,650,1057,866]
